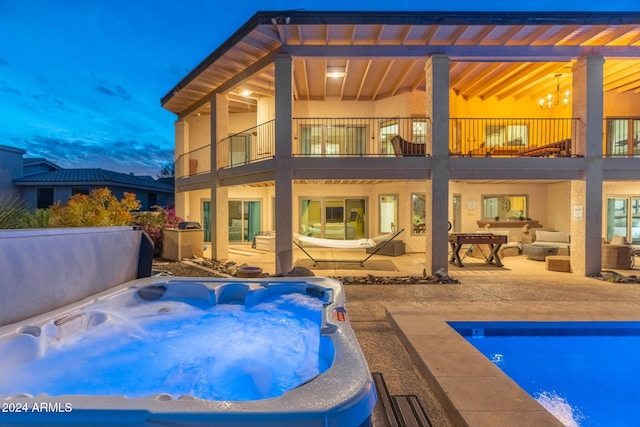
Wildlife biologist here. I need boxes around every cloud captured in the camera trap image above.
[95,84,132,100]
[19,134,173,176]
[0,80,21,96]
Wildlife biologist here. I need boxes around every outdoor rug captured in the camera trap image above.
[294,258,399,271]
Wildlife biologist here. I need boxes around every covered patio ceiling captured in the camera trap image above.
[161,12,640,116]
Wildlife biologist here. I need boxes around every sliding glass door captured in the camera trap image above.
[300,125,367,156]
[229,200,261,243]
[606,197,640,244]
[300,198,366,240]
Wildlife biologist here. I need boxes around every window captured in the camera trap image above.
[411,193,426,234]
[412,120,427,144]
[606,119,640,157]
[37,188,54,209]
[379,194,398,234]
[380,119,427,155]
[485,124,528,147]
[482,195,528,220]
[71,188,89,196]
[380,122,399,156]
[299,124,367,156]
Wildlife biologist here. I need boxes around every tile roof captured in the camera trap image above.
[14,168,174,192]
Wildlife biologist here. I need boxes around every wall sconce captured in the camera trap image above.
[271,16,291,25]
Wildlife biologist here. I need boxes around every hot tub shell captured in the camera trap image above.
[0,277,376,427]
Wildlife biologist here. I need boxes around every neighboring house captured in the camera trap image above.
[161,11,640,276]
[1,145,174,210]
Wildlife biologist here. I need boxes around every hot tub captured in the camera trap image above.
[0,277,376,427]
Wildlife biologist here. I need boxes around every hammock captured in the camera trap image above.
[293,229,404,267]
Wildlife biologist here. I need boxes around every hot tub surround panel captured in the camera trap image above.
[0,277,376,427]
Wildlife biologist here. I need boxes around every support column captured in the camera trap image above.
[274,54,294,275]
[424,54,451,275]
[173,119,189,220]
[210,93,229,261]
[571,55,604,276]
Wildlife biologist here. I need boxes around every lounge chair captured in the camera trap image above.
[391,135,426,157]
[293,229,405,267]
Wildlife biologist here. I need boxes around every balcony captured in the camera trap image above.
[217,120,275,170]
[176,116,596,179]
[292,117,429,158]
[175,145,210,179]
[449,118,578,158]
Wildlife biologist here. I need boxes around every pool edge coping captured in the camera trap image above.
[385,301,640,427]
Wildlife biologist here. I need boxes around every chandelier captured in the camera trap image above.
[539,74,570,111]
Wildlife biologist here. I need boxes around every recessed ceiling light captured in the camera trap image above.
[326,66,346,79]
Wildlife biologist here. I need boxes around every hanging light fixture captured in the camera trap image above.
[539,74,570,111]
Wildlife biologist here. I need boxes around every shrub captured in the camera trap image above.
[50,188,140,227]
[22,209,52,228]
[0,196,30,229]
[133,206,184,256]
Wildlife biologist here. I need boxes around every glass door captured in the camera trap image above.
[300,198,366,239]
[203,201,211,242]
[228,200,261,243]
[300,125,366,156]
[631,198,640,244]
[606,198,628,242]
[229,135,251,166]
[452,194,461,232]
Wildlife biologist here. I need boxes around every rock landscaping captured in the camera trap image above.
[154,257,460,284]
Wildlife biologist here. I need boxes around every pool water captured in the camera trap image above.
[450,322,640,427]
[0,293,331,401]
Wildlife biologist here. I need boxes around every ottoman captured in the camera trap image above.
[522,244,558,261]
[546,255,571,272]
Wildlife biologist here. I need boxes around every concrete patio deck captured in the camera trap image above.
[218,246,640,426]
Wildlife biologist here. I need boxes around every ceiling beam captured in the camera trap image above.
[177,52,278,120]
[283,44,640,59]
[356,60,372,100]
[542,25,581,45]
[372,60,394,100]
[492,62,562,99]
[506,63,569,100]
[464,63,526,99]
[390,59,418,96]
[559,25,608,45]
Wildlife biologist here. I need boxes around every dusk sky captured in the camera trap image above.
[0,1,636,177]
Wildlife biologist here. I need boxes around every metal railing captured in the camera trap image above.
[449,118,578,157]
[293,117,429,157]
[217,120,275,169]
[175,145,211,179]
[603,118,640,157]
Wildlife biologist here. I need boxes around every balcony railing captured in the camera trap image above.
[449,118,578,158]
[217,120,275,169]
[604,118,640,157]
[293,117,429,157]
[175,145,211,179]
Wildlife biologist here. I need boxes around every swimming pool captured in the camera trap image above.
[0,277,376,426]
[450,321,640,427]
